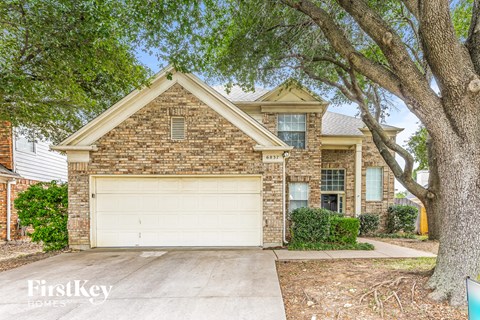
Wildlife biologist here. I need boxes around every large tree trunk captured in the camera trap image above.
[427,137,480,305]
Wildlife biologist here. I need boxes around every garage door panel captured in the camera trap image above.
[179,196,200,210]
[157,195,181,211]
[95,176,262,247]
[220,214,260,228]
[96,194,143,212]
[97,232,139,247]
[97,212,137,226]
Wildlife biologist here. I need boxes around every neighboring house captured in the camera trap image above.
[0,122,68,240]
[53,66,402,249]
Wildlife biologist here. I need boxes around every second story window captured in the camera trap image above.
[278,114,306,149]
[15,134,36,153]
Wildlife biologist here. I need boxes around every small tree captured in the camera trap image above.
[15,182,68,251]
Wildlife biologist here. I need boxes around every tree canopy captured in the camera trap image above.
[407,126,429,172]
[0,0,150,142]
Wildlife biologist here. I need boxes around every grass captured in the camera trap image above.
[379,257,437,271]
[372,233,417,239]
[371,233,431,241]
[288,241,375,251]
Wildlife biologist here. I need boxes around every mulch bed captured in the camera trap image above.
[277,259,467,320]
[0,240,60,272]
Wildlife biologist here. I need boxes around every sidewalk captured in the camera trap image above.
[273,238,437,261]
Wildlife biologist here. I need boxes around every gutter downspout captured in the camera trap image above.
[6,179,14,241]
[282,151,290,244]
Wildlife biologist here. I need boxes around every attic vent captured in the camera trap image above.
[171,117,186,140]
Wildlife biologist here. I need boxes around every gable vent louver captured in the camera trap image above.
[171,117,186,140]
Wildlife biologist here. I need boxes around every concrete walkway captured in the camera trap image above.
[273,238,437,261]
[0,250,285,320]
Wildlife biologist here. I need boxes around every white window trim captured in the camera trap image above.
[276,113,307,149]
[365,167,383,202]
[171,116,186,140]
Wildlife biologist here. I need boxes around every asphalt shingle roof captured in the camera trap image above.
[322,111,399,136]
[0,164,20,178]
[212,85,269,101]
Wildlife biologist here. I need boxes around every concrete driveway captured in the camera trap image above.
[0,250,286,320]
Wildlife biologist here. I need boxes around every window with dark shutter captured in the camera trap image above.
[171,117,186,140]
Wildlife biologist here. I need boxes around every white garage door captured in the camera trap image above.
[94,176,262,247]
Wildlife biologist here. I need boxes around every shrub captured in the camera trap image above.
[290,207,362,249]
[15,182,68,251]
[290,207,336,243]
[359,213,380,236]
[386,205,418,234]
[329,216,359,244]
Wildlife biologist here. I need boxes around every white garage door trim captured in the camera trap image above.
[89,175,263,247]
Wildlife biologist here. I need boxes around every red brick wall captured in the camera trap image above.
[0,179,38,240]
[0,121,13,170]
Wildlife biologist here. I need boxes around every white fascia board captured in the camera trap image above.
[253,145,293,151]
[322,136,364,146]
[51,145,98,151]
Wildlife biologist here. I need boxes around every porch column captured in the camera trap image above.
[355,143,362,216]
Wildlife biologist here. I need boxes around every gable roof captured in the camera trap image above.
[54,66,291,151]
[322,111,401,136]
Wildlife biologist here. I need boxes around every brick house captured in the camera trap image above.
[0,122,68,240]
[53,66,401,249]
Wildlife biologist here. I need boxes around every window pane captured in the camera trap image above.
[289,183,309,211]
[366,167,383,201]
[278,114,306,149]
[278,132,305,149]
[321,169,345,191]
[15,135,35,153]
[290,200,308,211]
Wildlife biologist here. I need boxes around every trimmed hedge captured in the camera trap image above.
[359,213,380,236]
[289,207,341,243]
[386,205,418,233]
[289,207,366,250]
[329,216,359,244]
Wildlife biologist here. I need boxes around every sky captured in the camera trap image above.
[136,51,421,192]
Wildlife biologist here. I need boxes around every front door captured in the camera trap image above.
[321,194,338,212]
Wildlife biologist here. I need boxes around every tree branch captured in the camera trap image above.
[281,0,444,133]
[419,1,477,91]
[401,0,419,19]
[466,0,480,74]
[334,0,439,112]
[281,0,405,100]
[347,69,429,201]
